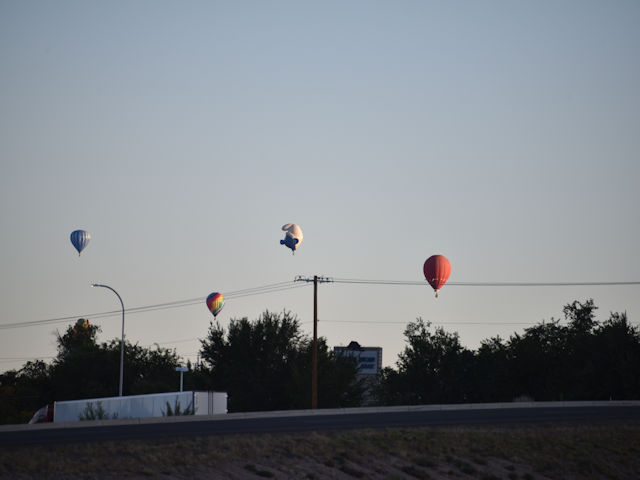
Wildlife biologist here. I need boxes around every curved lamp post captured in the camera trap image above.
[92,283,125,396]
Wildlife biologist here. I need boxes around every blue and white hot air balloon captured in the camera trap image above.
[70,230,90,256]
[280,223,303,254]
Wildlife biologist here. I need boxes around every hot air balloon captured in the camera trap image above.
[75,318,90,329]
[70,230,90,256]
[423,255,451,297]
[72,318,91,338]
[206,292,224,319]
[280,223,303,254]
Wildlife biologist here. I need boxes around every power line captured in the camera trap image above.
[225,281,296,297]
[2,275,638,331]
[226,282,308,299]
[294,275,334,284]
[0,356,55,361]
[320,319,535,325]
[450,281,640,286]
[333,278,640,287]
[0,280,308,331]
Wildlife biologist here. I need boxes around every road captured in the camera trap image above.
[2,403,640,446]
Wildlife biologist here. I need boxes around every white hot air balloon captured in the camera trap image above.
[280,223,303,254]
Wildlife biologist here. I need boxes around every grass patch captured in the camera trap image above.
[400,464,432,479]
[412,456,436,468]
[339,464,367,477]
[1,421,639,478]
[453,458,477,475]
[244,463,275,477]
[473,455,489,465]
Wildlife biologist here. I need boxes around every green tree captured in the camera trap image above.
[373,300,640,406]
[0,360,52,424]
[56,319,101,360]
[123,342,182,395]
[199,310,304,411]
[288,338,364,409]
[563,299,599,399]
[505,299,639,401]
[564,299,597,333]
[199,310,362,412]
[472,336,512,402]
[1,320,185,424]
[50,322,182,400]
[0,371,20,424]
[50,322,112,400]
[376,318,474,405]
[507,319,568,400]
[589,311,640,399]
[373,367,407,406]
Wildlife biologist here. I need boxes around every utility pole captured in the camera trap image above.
[294,275,333,409]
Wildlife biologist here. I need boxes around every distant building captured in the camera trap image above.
[334,341,382,375]
[334,341,382,405]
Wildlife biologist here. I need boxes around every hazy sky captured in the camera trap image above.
[2,1,639,375]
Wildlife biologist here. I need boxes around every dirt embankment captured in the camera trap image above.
[2,423,639,479]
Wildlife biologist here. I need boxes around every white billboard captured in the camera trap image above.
[334,344,382,375]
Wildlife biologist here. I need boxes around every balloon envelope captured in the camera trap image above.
[280,223,303,252]
[75,318,90,329]
[206,292,224,318]
[423,255,451,294]
[73,318,91,338]
[70,230,90,256]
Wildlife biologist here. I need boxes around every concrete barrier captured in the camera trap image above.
[2,399,639,432]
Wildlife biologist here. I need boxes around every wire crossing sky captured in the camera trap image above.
[1,1,639,371]
[332,279,640,287]
[2,278,638,331]
[0,277,637,365]
[0,281,308,330]
[1,272,638,369]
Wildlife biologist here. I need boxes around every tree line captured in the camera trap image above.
[0,310,363,424]
[1,299,639,424]
[375,300,640,404]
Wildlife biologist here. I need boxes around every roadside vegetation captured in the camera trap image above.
[1,422,639,479]
[1,300,639,425]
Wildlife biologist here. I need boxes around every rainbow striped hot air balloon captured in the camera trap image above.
[206,292,224,318]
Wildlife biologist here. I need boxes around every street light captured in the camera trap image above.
[92,283,125,396]
[175,366,188,392]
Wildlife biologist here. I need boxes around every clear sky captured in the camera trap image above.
[2,1,639,374]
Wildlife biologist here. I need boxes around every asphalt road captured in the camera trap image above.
[3,404,640,447]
